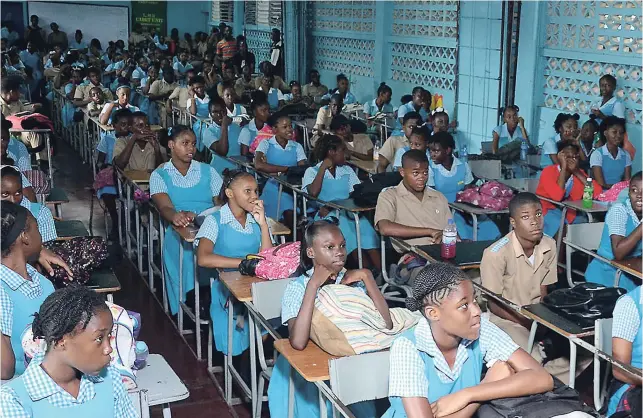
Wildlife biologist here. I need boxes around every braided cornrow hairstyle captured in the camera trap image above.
[31,285,109,350]
[406,263,469,312]
[298,219,342,275]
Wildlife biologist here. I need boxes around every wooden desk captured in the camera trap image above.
[612,257,642,279]
[123,170,151,184]
[413,240,495,270]
[274,339,336,382]
[55,220,90,240]
[268,217,291,237]
[219,271,264,303]
[347,159,377,175]
[522,303,594,338]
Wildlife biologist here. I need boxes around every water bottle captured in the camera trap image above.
[133,341,149,370]
[593,131,601,146]
[520,139,528,161]
[441,219,457,259]
[583,178,594,209]
[460,144,468,163]
[373,143,380,162]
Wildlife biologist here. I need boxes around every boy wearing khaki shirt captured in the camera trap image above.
[378,111,421,173]
[330,115,373,161]
[375,149,452,253]
[113,112,166,172]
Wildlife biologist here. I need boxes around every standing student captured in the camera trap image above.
[585,172,642,291]
[492,105,529,153]
[591,116,631,189]
[536,141,601,238]
[202,98,242,175]
[62,67,83,128]
[113,111,166,172]
[0,285,137,417]
[196,171,272,355]
[255,115,307,221]
[396,87,428,128]
[322,73,356,104]
[591,74,625,123]
[379,112,422,173]
[384,263,554,417]
[331,115,373,161]
[607,285,642,417]
[303,134,381,270]
[239,93,270,157]
[312,94,343,148]
[540,113,580,169]
[150,126,223,315]
[391,126,431,171]
[268,220,389,418]
[363,82,393,119]
[0,202,55,379]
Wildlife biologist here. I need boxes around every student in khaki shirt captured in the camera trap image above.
[113,111,166,172]
[480,192,577,383]
[73,67,113,108]
[149,70,178,127]
[375,149,452,253]
[311,94,343,148]
[330,114,373,161]
[0,78,41,117]
[378,111,421,173]
[254,62,288,91]
[234,65,255,99]
[302,69,328,98]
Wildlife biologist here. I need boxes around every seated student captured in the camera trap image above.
[331,114,373,161]
[536,141,601,238]
[86,86,106,117]
[196,170,273,356]
[385,262,554,417]
[268,220,389,418]
[254,61,288,92]
[72,66,113,109]
[69,29,88,52]
[363,82,393,119]
[234,64,254,99]
[150,126,223,315]
[378,111,422,173]
[283,81,311,106]
[187,75,210,145]
[98,83,140,125]
[591,116,631,189]
[62,66,83,128]
[258,75,285,111]
[0,285,137,416]
[173,49,194,84]
[0,202,55,379]
[312,93,343,148]
[540,113,580,169]
[201,60,218,90]
[430,109,451,136]
[254,115,307,221]
[0,77,41,117]
[396,87,428,128]
[302,69,328,98]
[149,69,178,126]
[480,192,576,382]
[391,126,431,171]
[102,52,125,85]
[430,132,501,241]
[1,166,57,242]
[321,73,356,104]
[221,83,247,118]
[167,68,194,113]
[132,55,149,80]
[585,172,642,291]
[239,92,270,157]
[375,150,452,254]
[202,98,242,174]
[303,134,381,269]
[216,64,237,98]
[492,105,529,153]
[113,111,166,172]
[577,119,599,172]
[607,285,642,416]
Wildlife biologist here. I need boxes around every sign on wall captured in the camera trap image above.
[132,1,167,36]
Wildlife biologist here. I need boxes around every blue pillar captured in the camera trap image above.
[284,1,300,83]
[233,1,244,37]
[373,1,392,89]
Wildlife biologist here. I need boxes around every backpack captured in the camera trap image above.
[456,180,514,211]
[238,241,301,280]
[105,301,138,389]
[44,237,109,288]
[350,171,402,207]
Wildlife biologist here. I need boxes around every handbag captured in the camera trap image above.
[238,241,301,280]
[44,237,109,288]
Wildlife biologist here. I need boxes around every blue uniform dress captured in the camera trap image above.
[540,134,560,169]
[238,118,262,150]
[256,137,307,220]
[383,315,519,417]
[61,83,77,128]
[95,133,118,198]
[608,286,642,415]
[20,197,57,242]
[393,101,429,135]
[263,87,282,110]
[363,98,394,116]
[226,103,247,118]
[542,169,588,238]
[392,146,431,171]
[595,96,626,125]
[149,161,223,315]
[7,138,31,172]
[268,268,376,418]
[321,90,357,105]
[189,95,211,151]
[0,352,137,418]
[590,144,632,186]
[428,158,500,241]
[0,264,55,376]
[302,163,379,254]
[202,121,242,175]
[195,205,261,355]
[585,199,641,291]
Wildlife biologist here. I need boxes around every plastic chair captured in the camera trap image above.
[594,318,613,411]
[564,222,610,288]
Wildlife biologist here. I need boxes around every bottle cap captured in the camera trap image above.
[135,341,148,351]
[448,219,454,224]
[587,177,592,181]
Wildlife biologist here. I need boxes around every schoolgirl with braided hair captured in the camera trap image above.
[385,262,553,418]
[268,220,390,418]
[303,133,381,270]
[0,285,137,417]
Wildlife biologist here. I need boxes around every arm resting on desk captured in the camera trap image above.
[487,300,532,329]
[254,151,289,174]
[610,224,642,261]
[376,156,391,173]
[376,219,440,241]
[197,238,244,269]
[612,338,643,387]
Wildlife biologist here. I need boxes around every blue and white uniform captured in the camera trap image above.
[594,96,626,125]
[540,134,560,169]
[98,102,140,125]
[393,102,429,135]
[259,87,283,110]
[322,90,357,105]
[173,61,194,76]
[542,167,588,238]
[392,147,431,171]
[188,94,211,150]
[150,160,223,314]
[590,144,632,186]
[255,137,306,220]
[226,103,247,118]
[95,132,118,198]
[302,163,379,254]
[363,98,393,116]
[492,123,526,149]
[7,138,31,173]
[201,121,242,175]
[20,197,57,242]
[585,199,641,291]
[61,83,76,128]
[238,119,263,150]
[69,39,88,51]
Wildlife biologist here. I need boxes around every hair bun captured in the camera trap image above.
[572,113,580,120]
[405,296,421,312]
[380,82,386,87]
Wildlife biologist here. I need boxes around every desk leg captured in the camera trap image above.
[276,183,283,220]
[319,389,328,418]
[117,176,124,249]
[163,404,171,418]
[527,321,538,353]
[293,191,298,242]
[556,207,567,260]
[569,340,577,389]
[194,249,202,360]
[126,183,132,258]
[147,210,154,292]
[471,214,478,241]
[107,293,113,303]
[136,203,142,273]
[288,368,295,418]
[249,309,258,418]
[587,213,594,223]
[178,242,184,334]
[352,212,363,269]
[225,292,233,404]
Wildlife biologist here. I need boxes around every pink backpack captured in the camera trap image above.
[598,180,629,202]
[456,181,514,211]
[253,241,301,280]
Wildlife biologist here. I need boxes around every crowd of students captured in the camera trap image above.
[0,16,640,418]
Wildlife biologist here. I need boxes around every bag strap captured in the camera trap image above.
[272,242,292,256]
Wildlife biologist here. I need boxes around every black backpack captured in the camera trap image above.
[349,171,402,207]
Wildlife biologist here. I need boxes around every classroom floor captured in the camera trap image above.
[52,140,260,418]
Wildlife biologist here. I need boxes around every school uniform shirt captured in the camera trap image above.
[255,136,306,163]
[69,40,88,51]
[112,137,166,172]
[540,134,560,168]
[87,102,105,115]
[363,98,393,116]
[149,159,223,198]
[234,77,254,98]
[168,86,189,109]
[253,75,288,92]
[346,133,374,156]
[173,61,194,75]
[186,94,211,118]
[96,132,118,164]
[589,144,632,186]
[98,102,140,125]
[374,182,452,252]
[322,90,357,105]
[149,79,178,98]
[0,264,55,376]
[380,135,410,165]
[73,82,113,102]
[386,315,518,404]
[104,60,125,74]
[492,123,526,149]
[314,106,333,131]
[427,157,473,190]
[0,96,27,117]
[0,352,137,418]
[392,147,431,171]
[397,101,429,122]
[481,230,557,307]
[132,66,147,80]
[238,119,263,147]
[20,197,57,242]
[597,96,626,121]
[18,51,40,75]
[302,163,361,194]
[302,82,329,98]
[225,103,247,118]
[7,138,32,172]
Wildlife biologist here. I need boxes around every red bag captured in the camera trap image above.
[598,180,629,202]
[456,181,514,211]
[6,113,54,132]
[240,242,301,280]
[479,180,514,198]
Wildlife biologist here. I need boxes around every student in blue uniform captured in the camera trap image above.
[428,132,500,241]
[591,116,631,190]
[592,74,626,124]
[254,115,307,221]
[0,202,55,379]
[322,73,357,105]
[608,285,642,416]
[430,109,450,136]
[202,98,242,174]
[391,126,431,171]
[239,93,270,156]
[62,68,83,128]
[1,166,57,242]
[491,105,529,154]
[303,134,381,270]
[396,87,428,129]
[384,262,554,417]
[222,84,248,119]
[363,82,393,119]
[98,83,140,125]
[196,170,273,355]
[150,126,223,315]
[585,172,642,291]
[0,285,137,417]
[268,220,390,418]
[540,113,579,169]
[2,117,31,174]
[188,75,211,150]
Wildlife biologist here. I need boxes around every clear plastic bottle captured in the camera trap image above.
[460,144,468,163]
[583,178,594,209]
[441,219,457,259]
[373,143,380,161]
[520,139,528,161]
[133,341,149,370]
